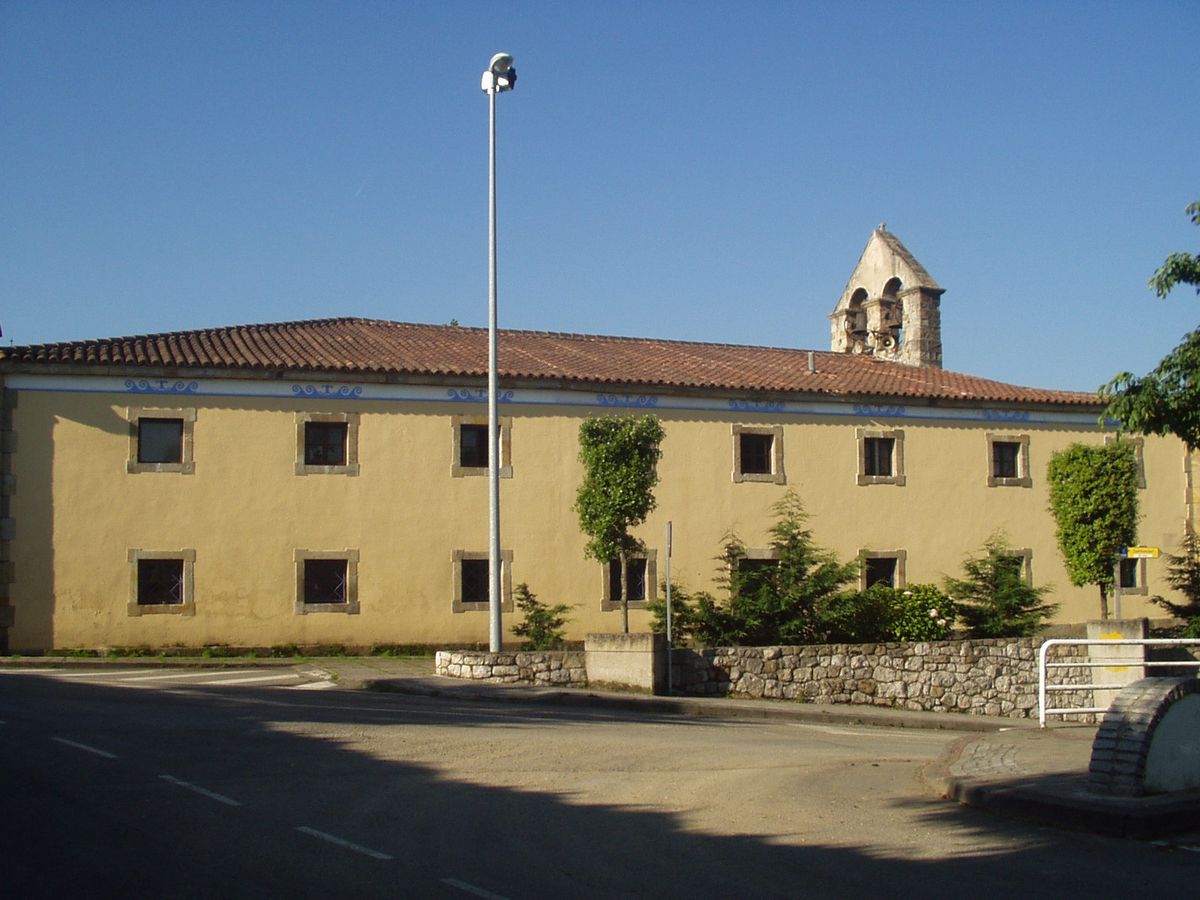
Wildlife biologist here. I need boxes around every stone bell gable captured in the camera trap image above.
[829,225,945,368]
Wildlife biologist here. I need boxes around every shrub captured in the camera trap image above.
[1154,530,1200,636]
[944,532,1056,637]
[646,581,713,647]
[511,583,572,650]
[890,585,956,641]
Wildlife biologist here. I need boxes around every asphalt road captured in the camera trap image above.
[1,669,1195,898]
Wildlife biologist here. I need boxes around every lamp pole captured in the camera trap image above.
[482,52,516,653]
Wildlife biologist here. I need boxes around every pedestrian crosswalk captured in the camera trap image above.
[0,666,337,690]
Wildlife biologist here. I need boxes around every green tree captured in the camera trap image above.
[574,415,665,633]
[1100,201,1200,449]
[1152,531,1200,636]
[943,533,1056,637]
[689,491,859,645]
[511,583,572,650]
[1047,441,1140,619]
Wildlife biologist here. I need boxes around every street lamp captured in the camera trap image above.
[481,52,516,652]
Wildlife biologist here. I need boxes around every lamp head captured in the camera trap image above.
[482,52,516,93]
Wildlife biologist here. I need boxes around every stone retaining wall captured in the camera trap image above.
[674,639,1093,719]
[435,649,586,686]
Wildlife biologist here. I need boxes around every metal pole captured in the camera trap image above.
[487,83,502,653]
[1112,558,1122,621]
[665,521,673,694]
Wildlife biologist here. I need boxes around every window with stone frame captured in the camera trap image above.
[127,549,195,616]
[986,433,1031,487]
[732,425,785,484]
[1118,557,1147,595]
[451,415,512,478]
[856,428,905,486]
[858,550,907,590]
[127,407,196,474]
[601,551,657,611]
[452,549,513,613]
[294,549,360,614]
[1105,435,1146,489]
[295,413,360,476]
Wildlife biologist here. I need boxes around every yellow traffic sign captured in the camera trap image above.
[1122,546,1160,559]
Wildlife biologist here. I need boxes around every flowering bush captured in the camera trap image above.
[889,584,956,641]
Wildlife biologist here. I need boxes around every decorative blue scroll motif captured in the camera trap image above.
[447,388,514,403]
[982,409,1031,423]
[852,404,907,418]
[728,398,785,413]
[292,384,364,399]
[124,379,199,395]
[597,394,659,408]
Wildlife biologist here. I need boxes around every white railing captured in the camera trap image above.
[1038,638,1200,727]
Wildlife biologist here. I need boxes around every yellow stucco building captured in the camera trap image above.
[0,229,1191,652]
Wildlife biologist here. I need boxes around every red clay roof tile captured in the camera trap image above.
[0,317,1099,407]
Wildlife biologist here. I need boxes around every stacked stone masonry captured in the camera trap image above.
[674,639,1095,719]
[435,649,587,687]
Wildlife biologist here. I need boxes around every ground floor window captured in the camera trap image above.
[601,552,657,610]
[859,550,907,590]
[294,550,360,614]
[127,549,195,616]
[453,549,513,613]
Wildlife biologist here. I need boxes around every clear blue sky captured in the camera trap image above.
[3,1,1197,392]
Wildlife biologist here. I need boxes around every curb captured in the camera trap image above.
[923,734,1200,839]
[364,677,1021,732]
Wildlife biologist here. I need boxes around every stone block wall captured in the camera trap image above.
[435,649,586,687]
[673,638,1093,719]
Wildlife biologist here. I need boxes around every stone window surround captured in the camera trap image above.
[453,549,514,614]
[600,549,658,611]
[858,549,907,591]
[127,548,196,617]
[295,412,360,476]
[1002,548,1035,586]
[1105,435,1147,489]
[451,415,512,478]
[126,406,196,474]
[1118,557,1148,596]
[732,424,786,484]
[986,433,1032,488]
[856,427,906,486]
[294,549,360,614]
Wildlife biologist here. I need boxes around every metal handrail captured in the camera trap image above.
[1038,638,1200,727]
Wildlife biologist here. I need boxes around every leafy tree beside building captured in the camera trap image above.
[1047,441,1140,620]
[574,415,665,633]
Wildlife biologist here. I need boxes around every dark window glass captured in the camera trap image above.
[608,558,623,603]
[740,433,773,475]
[864,557,897,588]
[304,559,347,604]
[864,437,894,477]
[138,418,183,464]
[460,424,489,468]
[305,422,347,466]
[137,558,184,605]
[461,559,489,604]
[992,441,1020,479]
[1119,558,1139,589]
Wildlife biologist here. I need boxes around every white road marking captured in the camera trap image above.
[118,670,262,682]
[290,680,337,690]
[0,668,57,674]
[441,877,511,899]
[159,774,242,807]
[52,737,117,758]
[200,673,302,686]
[41,669,149,679]
[294,826,392,860]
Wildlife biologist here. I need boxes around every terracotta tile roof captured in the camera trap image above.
[0,317,1098,406]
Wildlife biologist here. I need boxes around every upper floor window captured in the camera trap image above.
[986,433,1031,487]
[857,428,906,486]
[295,412,360,476]
[451,415,512,478]
[127,407,195,474]
[732,425,785,484]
